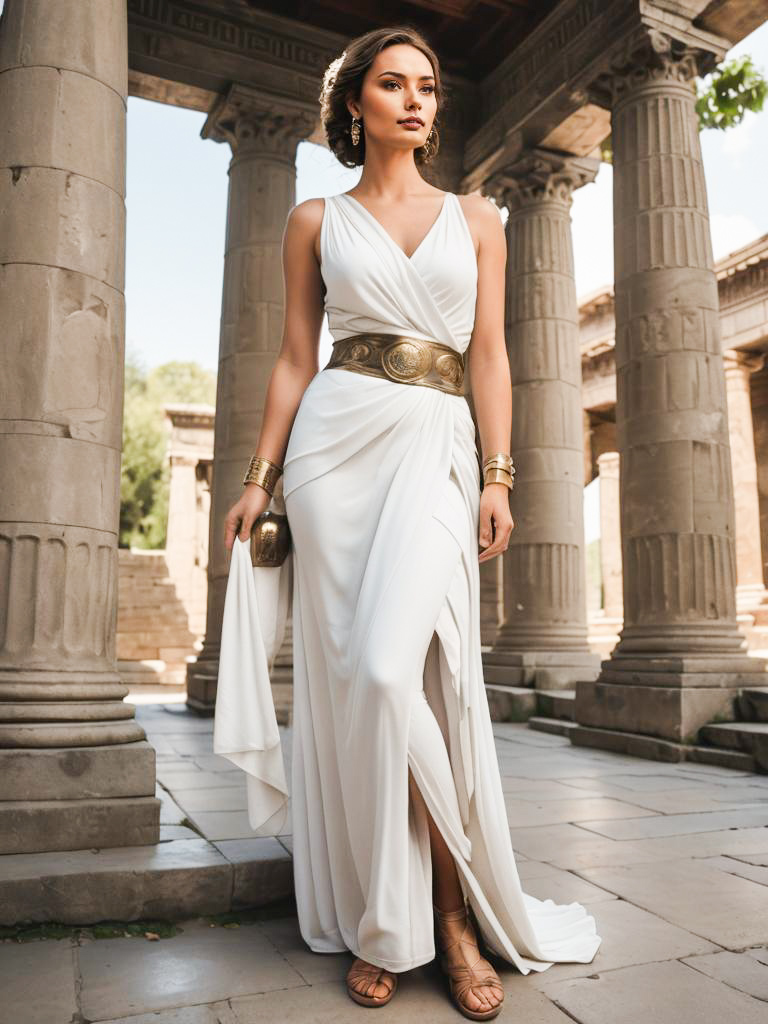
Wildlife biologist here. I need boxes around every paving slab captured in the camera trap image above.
[0,939,78,1024]
[526,896,718,987]
[699,854,768,886]
[155,769,245,790]
[520,867,617,905]
[561,774,723,793]
[101,1005,236,1024]
[509,822,768,871]
[575,858,768,947]
[574,806,768,840]
[174,787,250,813]
[77,918,306,1021]
[229,961,576,1023]
[680,949,768,1000]
[499,778,607,800]
[537,958,768,1024]
[504,795,657,827]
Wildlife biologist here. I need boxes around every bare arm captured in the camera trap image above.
[223,197,326,549]
[462,194,514,562]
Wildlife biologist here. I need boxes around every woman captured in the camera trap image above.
[221,25,601,1021]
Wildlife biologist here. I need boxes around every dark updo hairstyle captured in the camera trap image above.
[319,25,445,169]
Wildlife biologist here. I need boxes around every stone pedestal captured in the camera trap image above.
[723,349,767,612]
[575,31,768,754]
[187,85,315,713]
[0,0,159,853]
[484,151,601,690]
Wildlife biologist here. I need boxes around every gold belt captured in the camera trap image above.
[324,332,466,396]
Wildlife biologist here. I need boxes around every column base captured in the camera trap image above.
[0,741,160,854]
[575,651,768,745]
[186,658,218,715]
[483,649,601,690]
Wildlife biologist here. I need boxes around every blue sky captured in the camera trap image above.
[0,16,738,371]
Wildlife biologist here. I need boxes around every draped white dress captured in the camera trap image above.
[213,190,602,975]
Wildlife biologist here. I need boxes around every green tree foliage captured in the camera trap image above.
[599,53,767,162]
[120,353,217,549]
[696,54,767,130]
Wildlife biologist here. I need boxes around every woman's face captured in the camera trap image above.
[348,43,438,154]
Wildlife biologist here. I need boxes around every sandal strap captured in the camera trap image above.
[433,904,504,1012]
[347,958,395,997]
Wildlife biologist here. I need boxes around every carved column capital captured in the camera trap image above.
[723,348,766,380]
[202,83,318,162]
[590,25,722,110]
[486,148,599,213]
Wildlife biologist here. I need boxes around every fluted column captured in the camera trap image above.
[723,349,767,609]
[0,0,159,854]
[187,85,315,712]
[574,30,767,754]
[483,151,600,690]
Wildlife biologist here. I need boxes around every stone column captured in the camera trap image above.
[574,30,767,755]
[483,151,601,690]
[187,85,315,712]
[597,452,623,621]
[723,349,767,609]
[0,0,159,854]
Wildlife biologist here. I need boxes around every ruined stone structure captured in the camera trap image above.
[1,0,766,856]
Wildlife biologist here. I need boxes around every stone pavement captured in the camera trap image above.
[2,695,768,1023]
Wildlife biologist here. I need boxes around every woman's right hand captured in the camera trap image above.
[224,483,271,552]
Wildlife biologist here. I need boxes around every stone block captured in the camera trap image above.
[0,166,125,288]
[0,839,232,926]
[0,0,128,90]
[484,684,536,721]
[0,795,160,855]
[0,67,126,190]
[570,723,686,762]
[213,837,293,907]
[0,741,156,800]
[574,678,738,742]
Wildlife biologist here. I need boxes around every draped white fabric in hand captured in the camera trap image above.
[214,190,602,974]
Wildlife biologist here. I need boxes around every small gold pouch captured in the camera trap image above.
[250,511,291,567]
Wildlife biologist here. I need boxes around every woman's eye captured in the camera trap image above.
[382,81,434,93]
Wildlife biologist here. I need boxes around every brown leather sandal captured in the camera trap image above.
[433,902,504,1021]
[346,956,398,1007]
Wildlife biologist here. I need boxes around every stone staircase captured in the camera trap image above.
[117,549,200,686]
[696,687,768,772]
[485,670,768,774]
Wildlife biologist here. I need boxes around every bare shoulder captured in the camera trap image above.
[455,193,504,253]
[285,196,325,262]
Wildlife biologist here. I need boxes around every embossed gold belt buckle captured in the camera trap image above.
[324,332,466,396]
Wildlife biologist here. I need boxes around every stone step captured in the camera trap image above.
[536,689,575,721]
[118,631,193,645]
[484,684,536,722]
[481,663,527,686]
[527,716,578,737]
[736,687,768,722]
[0,835,293,926]
[684,744,757,771]
[697,721,768,771]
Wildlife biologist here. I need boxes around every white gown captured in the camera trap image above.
[213,190,602,975]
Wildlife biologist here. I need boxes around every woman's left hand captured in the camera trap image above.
[478,482,514,563]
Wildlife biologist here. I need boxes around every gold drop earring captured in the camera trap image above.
[350,115,361,145]
[422,126,436,160]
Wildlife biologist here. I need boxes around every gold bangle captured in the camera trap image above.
[483,467,514,490]
[483,452,512,468]
[243,455,283,494]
